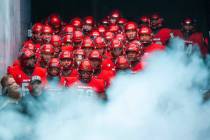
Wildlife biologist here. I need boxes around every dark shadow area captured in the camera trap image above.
[32,0,208,32]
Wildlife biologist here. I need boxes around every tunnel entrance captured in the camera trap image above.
[31,0,208,31]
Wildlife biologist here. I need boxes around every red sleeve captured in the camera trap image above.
[155,28,172,45]
[91,78,106,94]
[65,77,78,87]
[172,29,183,38]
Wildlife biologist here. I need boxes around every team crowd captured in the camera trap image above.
[1,10,209,102]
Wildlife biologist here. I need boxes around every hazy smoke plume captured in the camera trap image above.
[0,38,210,140]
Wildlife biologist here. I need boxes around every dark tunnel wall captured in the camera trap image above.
[31,0,208,32]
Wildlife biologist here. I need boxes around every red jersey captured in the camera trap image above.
[153,28,172,45]
[60,69,79,86]
[8,65,47,95]
[144,43,165,54]
[172,29,208,56]
[94,69,115,87]
[65,77,106,95]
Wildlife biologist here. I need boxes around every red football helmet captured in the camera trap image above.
[125,21,138,31]
[115,33,126,43]
[62,24,75,36]
[42,25,53,34]
[125,22,138,41]
[60,50,73,70]
[40,44,54,67]
[109,24,120,33]
[48,58,60,77]
[19,48,35,60]
[74,48,85,56]
[48,58,60,68]
[79,59,93,71]
[72,30,84,43]
[181,17,196,33]
[60,50,73,59]
[84,16,94,25]
[89,50,102,60]
[110,10,121,19]
[139,16,150,27]
[48,14,62,30]
[50,35,62,47]
[41,44,54,54]
[22,41,35,52]
[101,18,109,27]
[82,36,94,57]
[83,16,95,34]
[117,17,127,31]
[32,23,43,33]
[89,50,102,71]
[104,31,115,42]
[126,42,141,62]
[98,25,106,35]
[90,29,100,39]
[82,37,94,48]
[95,36,107,48]
[19,48,36,68]
[139,26,152,35]
[51,35,62,57]
[78,59,94,83]
[130,40,142,48]
[150,13,163,30]
[110,38,124,57]
[31,23,43,43]
[94,36,107,55]
[115,55,129,70]
[118,18,127,26]
[138,26,153,46]
[71,17,82,29]
[109,10,121,24]
[182,18,194,26]
[110,38,123,49]
[126,43,140,53]
[42,25,53,43]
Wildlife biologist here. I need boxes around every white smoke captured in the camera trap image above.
[0,38,210,140]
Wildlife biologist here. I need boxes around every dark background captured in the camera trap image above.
[31,0,209,32]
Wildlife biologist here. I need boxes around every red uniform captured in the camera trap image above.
[59,69,79,86]
[130,62,144,73]
[94,69,115,88]
[144,43,165,54]
[153,28,172,45]
[172,29,208,56]
[64,77,106,95]
[8,65,47,95]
